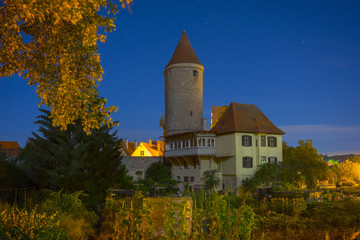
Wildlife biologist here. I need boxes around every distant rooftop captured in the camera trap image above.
[0,141,21,158]
[120,140,136,156]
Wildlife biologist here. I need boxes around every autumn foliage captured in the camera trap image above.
[0,0,132,132]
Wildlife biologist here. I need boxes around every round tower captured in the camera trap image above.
[164,31,204,136]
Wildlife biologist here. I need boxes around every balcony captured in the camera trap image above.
[165,132,216,158]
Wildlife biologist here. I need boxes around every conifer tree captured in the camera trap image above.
[21,109,131,206]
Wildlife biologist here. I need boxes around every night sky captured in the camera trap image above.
[1,0,360,155]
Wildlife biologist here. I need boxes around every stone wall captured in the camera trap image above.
[122,156,164,181]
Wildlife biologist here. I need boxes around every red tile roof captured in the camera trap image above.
[210,102,285,135]
[166,30,202,67]
[0,141,21,158]
[210,106,228,128]
[0,141,20,149]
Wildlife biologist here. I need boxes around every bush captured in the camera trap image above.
[306,201,356,228]
[98,191,154,240]
[269,197,306,217]
[0,201,66,240]
[192,192,256,240]
[38,191,97,240]
[343,197,360,217]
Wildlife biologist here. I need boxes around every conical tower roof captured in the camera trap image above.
[167,31,202,67]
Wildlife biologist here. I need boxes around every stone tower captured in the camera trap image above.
[164,31,205,136]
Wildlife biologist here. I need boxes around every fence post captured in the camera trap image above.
[15,188,17,206]
[24,188,27,209]
[33,186,36,205]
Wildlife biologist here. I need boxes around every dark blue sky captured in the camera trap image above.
[1,0,360,155]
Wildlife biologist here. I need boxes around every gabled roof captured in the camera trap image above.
[210,102,285,135]
[131,141,164,157]
[141,142,164,157]
[120,141,136,156]
[210,106,228,129]
[166,30,202,67]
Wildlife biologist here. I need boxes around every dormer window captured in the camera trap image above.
[193,70,198,77]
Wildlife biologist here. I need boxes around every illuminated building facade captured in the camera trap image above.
[164,31,217,189]
[163,32,285,193]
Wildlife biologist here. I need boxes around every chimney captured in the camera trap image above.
[149,139,152,146]
[135,140,138,148]
[202,118,207,131]
[125,139,128,149]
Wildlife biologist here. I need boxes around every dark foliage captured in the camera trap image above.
[20,109,132,207]
[0,159,33,202]
[145,161,171,184]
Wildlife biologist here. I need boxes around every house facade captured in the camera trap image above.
[131,140,164,157]
[121,140,164,181]
[211,103,284,192]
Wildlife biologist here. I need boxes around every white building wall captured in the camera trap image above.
[215,132,283,193]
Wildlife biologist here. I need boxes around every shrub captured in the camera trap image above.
[306,201,356,228]
[163,198,191,239]
[192,192,256,240]
[342,197,360,217]
[38,191,97,239]
[269,197,306,217]
[0,201,66,240]
[98,191,154,240]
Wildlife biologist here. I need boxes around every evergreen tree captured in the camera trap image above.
[21,109,132,206]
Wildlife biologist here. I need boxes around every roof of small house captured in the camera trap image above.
[210,102,285,135]
[120,141,136,156]
[0,141,20,149]
[141,141,164,157]
[0,141,21,157]
[166,30,202,67]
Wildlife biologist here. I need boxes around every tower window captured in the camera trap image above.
[193,70,198,77]
[168,71,171,77]
[190,110,192,117]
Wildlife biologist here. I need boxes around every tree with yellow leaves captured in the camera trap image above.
[337,159,360,187]
[0,0,132,132]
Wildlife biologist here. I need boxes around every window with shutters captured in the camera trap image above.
[261,156,267,165]
[243,157,253,168]
[261,136,266,147]
[268,137,277,147]
[268,157,278,164]
[242,135,252,147]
